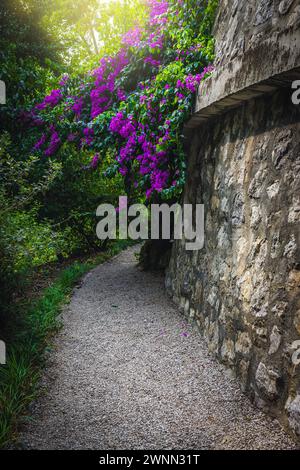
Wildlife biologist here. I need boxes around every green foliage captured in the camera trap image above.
[0,210,65,272]
[0,130,126,312]
[0,0,145,276]
[0,0,218,305]
[0,133,65,305]
[24,0,218,200]
[43,0,147,69]
[0,0,64,141]
[34,143,125,253]
[0,133,62,211]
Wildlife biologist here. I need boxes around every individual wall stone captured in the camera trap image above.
[286,395,300,436]
[255,362,281,401]
[269,326,282,355]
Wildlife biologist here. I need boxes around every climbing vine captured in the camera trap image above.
[26,0,218,201]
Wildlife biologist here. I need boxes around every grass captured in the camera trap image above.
[0,239,136,448]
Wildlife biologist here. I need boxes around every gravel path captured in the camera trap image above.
[17,247,297,450]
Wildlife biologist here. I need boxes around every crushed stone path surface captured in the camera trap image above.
[17,247,297,450]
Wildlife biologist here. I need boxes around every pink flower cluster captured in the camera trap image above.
[147,32,164,49]
[144,56,161,67]
[59,74,69,87]
[90,51,129,119]
[177,66,214,93]
[175,43,203,61]
[82,127,94,147]
[109,112,136,138]
[44,126,61,156]
[122,27,142,47]
[90,153,100,169]
[33,133,47,151]
[35,89,62,110]
[148,0,168,26]
[109,107,172,197]
[30,0,214,199]
[72,97,84,117]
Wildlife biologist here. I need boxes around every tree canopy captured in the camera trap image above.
[0,0,217,306]
[21,0,217,201]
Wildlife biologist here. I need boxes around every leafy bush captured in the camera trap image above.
[23,0,218,201]
[0,132,64,304]
[0,129,125,308]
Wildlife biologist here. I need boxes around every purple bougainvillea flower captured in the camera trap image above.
[148,0,168,26]
[33,133,46,151]
[117,89,127,101]
[36,89,62,110]
[44,130,61,156]
[67,133,77,142]
[180,331,189,337]
[72,97,84,117]
[146,188,153,199]
[144,57,161,67]
[90,153,100,169]
[27,0,214,200]
[122,27,142,47]
[82,127,94,146]
[59,74,69,87]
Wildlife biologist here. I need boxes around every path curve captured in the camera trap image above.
[18,247,297,450]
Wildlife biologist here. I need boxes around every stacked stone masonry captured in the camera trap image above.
[166,0,300,439]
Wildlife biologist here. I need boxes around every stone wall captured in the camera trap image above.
[213,0,300,69]
[165,0,300,439]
